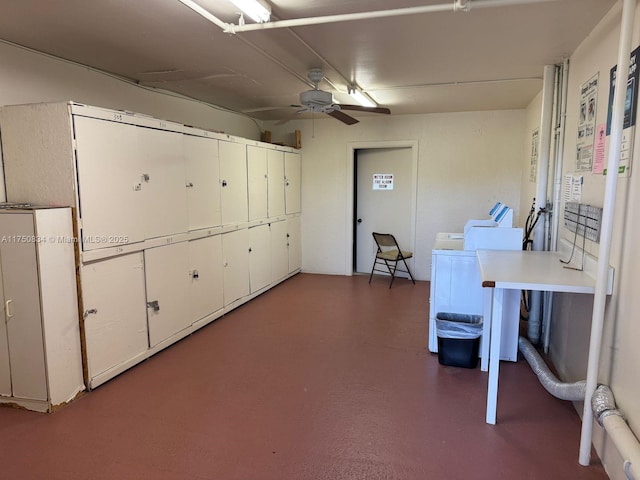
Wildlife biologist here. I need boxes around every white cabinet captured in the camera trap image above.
[285,152,301,214]
[189,235,224,323]
[81,252,148,388]
[270,217,302,279]
[249,224,272,293]
[0,207,84,412]
[287,216,302,273]
[138,128,188,239]
[247,145,268,221]
[144,242,191,348]
[0,102,302,399]
[270,220,289,282]
[220,140,248,225]
[74,116,146,250]
[267,149,285,218]
[222,229,250,306]
[184,135,221,231]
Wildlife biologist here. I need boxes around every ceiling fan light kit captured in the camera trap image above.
[228,0,271,23]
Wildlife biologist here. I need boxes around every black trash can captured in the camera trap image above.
[436,312,483,369]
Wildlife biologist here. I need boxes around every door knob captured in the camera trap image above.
[357,218,363,224]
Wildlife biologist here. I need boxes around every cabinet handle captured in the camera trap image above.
[5,300,13,319]
[83,308,98,319]
[192,269,199,279]
[222,180,228,187]
[186,182,194,188]
[142,173,150,182]
[147,300,160,312]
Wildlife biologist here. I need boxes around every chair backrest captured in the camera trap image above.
[372,232,400,250]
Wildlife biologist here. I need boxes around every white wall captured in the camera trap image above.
[267,110,525,280]
[0,40,261,140]
[519,3,640,479]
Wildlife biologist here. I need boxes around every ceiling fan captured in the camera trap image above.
[294,69,390,125]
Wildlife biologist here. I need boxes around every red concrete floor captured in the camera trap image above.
[0,274,608,480]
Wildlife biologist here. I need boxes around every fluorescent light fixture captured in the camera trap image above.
[229,0,271,23]
[349,87,377,108]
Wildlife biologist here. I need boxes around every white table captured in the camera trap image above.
[475,249,612,425]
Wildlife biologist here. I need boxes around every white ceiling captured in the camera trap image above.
[0,0,617,123]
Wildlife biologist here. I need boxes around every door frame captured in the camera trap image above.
[345,140,419,276]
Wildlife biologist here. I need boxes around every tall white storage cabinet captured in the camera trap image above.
[0,101,302,398]
[0,207,84,412]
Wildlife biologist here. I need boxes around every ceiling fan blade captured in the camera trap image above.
[339,104,391,115]
[327,109,359,125]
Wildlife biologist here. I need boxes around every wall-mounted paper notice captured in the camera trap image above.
[372,174,394,190]
[592,124,606,174]
[563,174,573,202]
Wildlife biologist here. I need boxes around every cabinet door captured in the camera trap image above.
[81,253,148,381]
[145,242,191,347]
[267,150,285,218]
[0,213,47,400]
[222,229,250,306]
[74,116,146,251]
[138,128,188,239]
[0,260,10,397]
[270,220,289,283]
[184,135,221,230]
[189,235,224,323]
[247,146,268,221]
[219,141,248,225]
[287,216,302,273]
[249,224,271,293]
[284,152,301,214]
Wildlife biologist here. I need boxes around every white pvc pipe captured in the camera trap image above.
[592,385,640,479]
[602,415,640,480]
[543,59,569,353]
[579,0,636,466]
[551,60,569,251]
[177,0,230,30]
[528,64,556,345]
[178,0,564,35]
[229,3,457,33]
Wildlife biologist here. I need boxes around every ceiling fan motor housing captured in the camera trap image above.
[300,89,333,109]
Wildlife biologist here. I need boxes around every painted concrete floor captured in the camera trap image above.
[0,273,608,479]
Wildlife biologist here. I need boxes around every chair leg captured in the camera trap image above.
[402,258,416,284]
[385,259,396,288]
[368,258,377,284]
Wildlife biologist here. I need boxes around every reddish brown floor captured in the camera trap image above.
[0,273,608,479]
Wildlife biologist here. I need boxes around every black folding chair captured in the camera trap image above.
[368,232,416,288]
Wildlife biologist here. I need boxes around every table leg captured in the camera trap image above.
[486,287,503,425]
[480,287,492,372]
